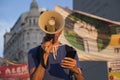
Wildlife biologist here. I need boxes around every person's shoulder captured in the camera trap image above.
[28,46,40,54]
[61,44,74,48]
[62,44,76,51]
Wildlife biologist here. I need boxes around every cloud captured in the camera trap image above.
[0,19,13,57]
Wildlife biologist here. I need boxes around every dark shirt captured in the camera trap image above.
[28,45,80,80]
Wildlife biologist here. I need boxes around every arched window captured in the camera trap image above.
[27,32,30,39]
[33,19,36,24]
[29,19,32,24]
[27,42,30,49]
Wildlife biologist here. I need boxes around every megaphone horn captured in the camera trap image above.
[38,11,65,34]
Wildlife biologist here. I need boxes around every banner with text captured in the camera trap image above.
[108,61,120,80]
[0,63,29,78]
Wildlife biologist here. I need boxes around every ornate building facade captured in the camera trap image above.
[4,0,46,63]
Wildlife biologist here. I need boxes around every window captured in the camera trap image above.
[22,34,24,41]
[29,19,32,24]
[33,19,36,25]
[22,44,24,49]
[33,42,37,46]
[27,32,30,39]
[27,42,30,49]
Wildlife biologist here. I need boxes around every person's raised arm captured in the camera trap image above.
[28,40,53,80]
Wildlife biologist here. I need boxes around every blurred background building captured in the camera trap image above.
[3,0,46,63]
[73,0,120,21]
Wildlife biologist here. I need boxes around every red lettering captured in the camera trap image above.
[0,64,29,78]
[16,67,21,73]
[5,68,11,74]
[119,38,120,44]
[109,75,114,80]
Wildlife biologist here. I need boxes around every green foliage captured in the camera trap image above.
[71,13,107,29]
[109,25,118,34]
[98,39,104,51]
[64,29,84,51]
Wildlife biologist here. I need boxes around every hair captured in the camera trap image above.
[42,34,55,43]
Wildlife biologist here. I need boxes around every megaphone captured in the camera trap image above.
[38,11,65,34]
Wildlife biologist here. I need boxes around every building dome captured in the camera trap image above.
[30,0,38,10]
[28,0,39,17]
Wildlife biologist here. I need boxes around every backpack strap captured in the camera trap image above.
[36,45,48,69]
[36,45,41,64]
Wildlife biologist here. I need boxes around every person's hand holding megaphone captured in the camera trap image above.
[42,39,53,54]
[41,32,61,68]
[41,39,53,68]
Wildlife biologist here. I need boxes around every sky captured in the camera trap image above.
[0,0,72,57]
